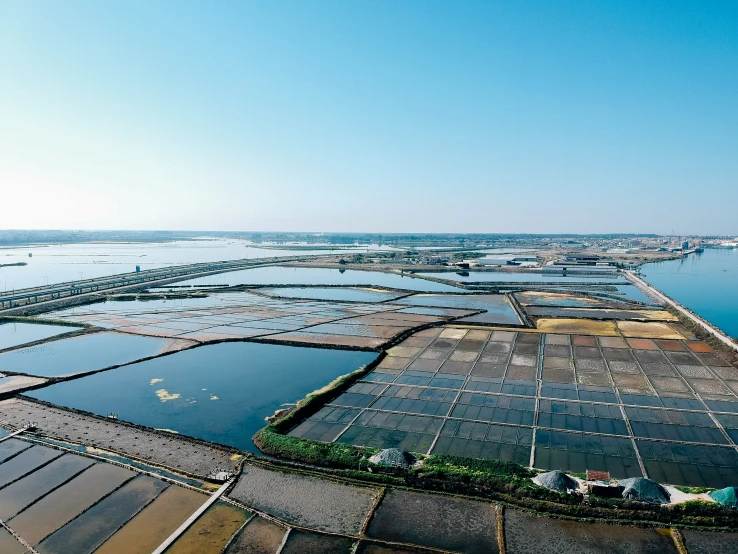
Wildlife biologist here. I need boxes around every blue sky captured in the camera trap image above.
[1,1,736,234]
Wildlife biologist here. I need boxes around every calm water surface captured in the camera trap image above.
[643,248,738,337]
[0,239,383,291]
[28,342,377,452]
[0,332,176,377]
[166,266,464,292]
[0,322,78,351]
[263,287,403,302]
[392,294,522,325]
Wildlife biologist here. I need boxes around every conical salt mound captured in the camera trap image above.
[709,487,738,508]
[618,477,670,505]
[535,470,578,492]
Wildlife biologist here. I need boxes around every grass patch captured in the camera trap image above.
[254,426,375,468]
[669,500,725,515]
[674,485,715,495]
[421,454,535,484]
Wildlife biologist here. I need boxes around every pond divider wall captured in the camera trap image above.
[267,352,386,437]
[506,293,534,328]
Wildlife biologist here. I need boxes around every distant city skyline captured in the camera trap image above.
[1,1,737,234]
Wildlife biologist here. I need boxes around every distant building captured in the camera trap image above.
[564,255,601,263]
[452,260,478,269]
[478,257,509,266]
[557,255,617,267]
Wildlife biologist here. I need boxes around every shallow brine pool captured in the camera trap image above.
[28,342,377,452]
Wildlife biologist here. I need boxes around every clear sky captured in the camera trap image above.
[1,1,736,234]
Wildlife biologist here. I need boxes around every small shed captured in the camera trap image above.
[586,469,611,482]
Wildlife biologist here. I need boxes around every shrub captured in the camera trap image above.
[254,427,375,469]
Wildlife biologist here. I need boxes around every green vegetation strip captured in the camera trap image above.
[674,486,715,495]
[256,428,738,529]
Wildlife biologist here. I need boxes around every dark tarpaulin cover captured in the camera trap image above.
[618,477,670,505]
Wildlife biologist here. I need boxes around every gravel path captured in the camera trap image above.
[228,464,378,534]
[0,398,238,477]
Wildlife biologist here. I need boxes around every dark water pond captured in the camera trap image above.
[0,453,94,520]
[37,475,168,554]
[29,342,377,452]
[7,463,136,546]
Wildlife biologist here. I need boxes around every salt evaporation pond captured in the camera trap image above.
[418,271,626,283]
[418,272,653,304]
[0,332,178,377]
[607,284,655,304]
[164,266,464,292]
[523,284,655,304]
[392,294,522,325]
[263,287,404,302]
[0,322,78,351]
[28,342,377,452]
[514,284,654,304]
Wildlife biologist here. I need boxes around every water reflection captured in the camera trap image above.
[29,342,377,451]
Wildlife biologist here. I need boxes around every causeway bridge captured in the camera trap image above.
[0,255,317,311]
